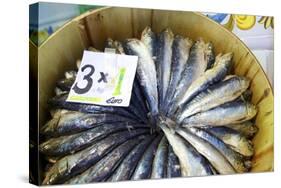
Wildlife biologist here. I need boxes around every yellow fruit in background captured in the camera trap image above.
[234,15,256,30]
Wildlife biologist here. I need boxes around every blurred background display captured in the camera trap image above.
[29,2,273,87]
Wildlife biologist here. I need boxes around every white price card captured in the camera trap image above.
[67,50,138,107]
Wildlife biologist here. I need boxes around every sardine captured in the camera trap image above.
[54,87,67,96]
[187,127,251,172]
[131,134,163,180]
[123,39,159,122]
[156,28,174,111]
[176,53,233,111]
[175,127,235,174]
[141,26,157,58]
[39,123,149,156]
[241,89,253,102]
[151,136,168,179]
[159,122,214,176]
[108,135,156,181]
[56,78,75,91]
[66,135,148,184]
[206,127,254,157]
[42,129,149,185]
[182,100,257,126]
[132,80,149,114]
[206,42,215,69]
[105,38,115,48]
[113,40,125,54]
[223,121,258,138]
[163,36,193,114]
[168,39,210,116]
[105,38,125,54]
[64,70,77,79]
[167,145,181,178]
[129,98,149,123]
[40,111,137,136]
[177,75,250,122]
[45,156,60,164]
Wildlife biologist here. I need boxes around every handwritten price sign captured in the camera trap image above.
[67,51,138,107]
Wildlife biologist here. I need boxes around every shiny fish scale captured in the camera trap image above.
[123,39,159,123]
[39,123,148,156]
[66,135,147,184]
[176,53,233,111]
[159,122,214,176]
[177,75,250,122]
[168,39,209,116]
[151,136,168,179]
[163,35,193,114]
[108,135,156,181]
[156,28,174,111]
[187,127,251,172]
[42,129,149,185]
[182,100,257,126]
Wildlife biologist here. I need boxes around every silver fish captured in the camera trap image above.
[105,38,125,54]
[123,39,159,121]
[177,75,250,122]
[206,42,215,69]
[56,77,75,91]
[167,144,181,177]
[141,26,157,58]
[163,35,193,114]
[159,122,213,176]
[241,89,253,101]
[66,135,147,184]
[131,134,163,180]
[223,121,258,138]
[176,53,233,110]
[206,126,254,157]
[175,127,235,174]
[64,70,77,79]
[108,135,156,181]
[105,38,115,48]
[40,111,137,136]
[113,40,125,54]
[39,123,148,156]
[168,39,209,116]
[151,136,168,179]
[182,100,257,126]
[157,28,174,111]
[187,127,251,172]
[42,129,149,185]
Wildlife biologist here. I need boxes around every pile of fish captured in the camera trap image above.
[40,27,258,185]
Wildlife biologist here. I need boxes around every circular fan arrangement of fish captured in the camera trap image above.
[40,27,258,185]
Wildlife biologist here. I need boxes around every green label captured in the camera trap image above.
[113,67,126,96]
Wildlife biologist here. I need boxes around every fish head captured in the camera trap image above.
[141,26,154,38]
[65,71,77,79]
[157,116,177,133]
[40,117,60,134]
[162,28,174,38]
[246,102,258,119]
[205,42,215,68]
[238,76,250,90]
[194,38,206,50]
[123,39,146,55]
